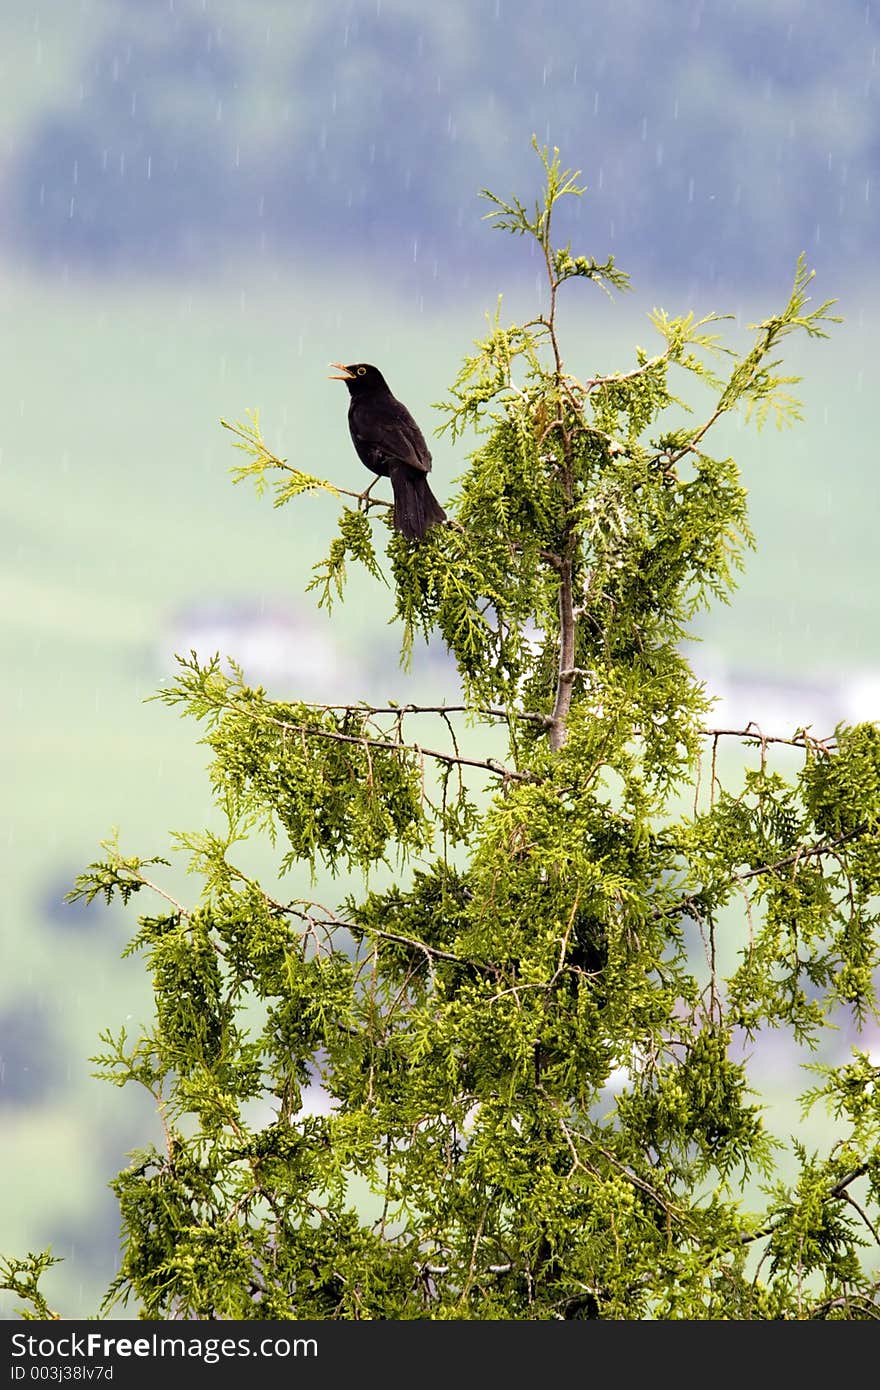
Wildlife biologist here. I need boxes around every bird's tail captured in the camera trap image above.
[390,468,447,542]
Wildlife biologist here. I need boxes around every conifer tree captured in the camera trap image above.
[5,142,879,1320]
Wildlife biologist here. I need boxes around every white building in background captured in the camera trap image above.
[844,671,880,725]
[162,599,357,699]
[694,648,880,737]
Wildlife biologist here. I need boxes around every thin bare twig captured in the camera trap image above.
[222,698,534,784]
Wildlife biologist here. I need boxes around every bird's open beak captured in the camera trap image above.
[328,362,355,380]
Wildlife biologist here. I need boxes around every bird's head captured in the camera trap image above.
[328,362,390,395]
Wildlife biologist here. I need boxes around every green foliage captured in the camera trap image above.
[223,411,341,507]
[155,652,436,875]
[308,507,387,612]
[5,142,880,1322]
[0,1252,62,1322]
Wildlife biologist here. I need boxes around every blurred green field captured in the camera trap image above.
[2,260,878,1317]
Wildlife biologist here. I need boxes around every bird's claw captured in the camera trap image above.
[358,477,379,506]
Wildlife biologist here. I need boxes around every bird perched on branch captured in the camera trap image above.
[329,362,446,542]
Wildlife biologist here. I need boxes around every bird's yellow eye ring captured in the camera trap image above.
[357,366,366,375]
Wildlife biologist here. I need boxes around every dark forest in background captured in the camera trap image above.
[6,0,878,293]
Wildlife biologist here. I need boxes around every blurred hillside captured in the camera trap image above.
[2,0,878,295]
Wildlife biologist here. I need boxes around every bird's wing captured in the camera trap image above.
[352,400,432,475]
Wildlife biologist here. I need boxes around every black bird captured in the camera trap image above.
[329,362,446,542]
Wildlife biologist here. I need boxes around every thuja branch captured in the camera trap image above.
[657,825,866,923]
[663,255,840,463]
[701,725,836,753]
[285,899,497,977]
[67,839,191,918]
[159,656,541,808]
[740,1164,871,1249]
[210,693,534,785]
[221,413,392,513]
[0,1251,62,1322]
[530,156,578,755]
[277,701,555,729]
[550,562,577,754]
[734,826,865,885]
